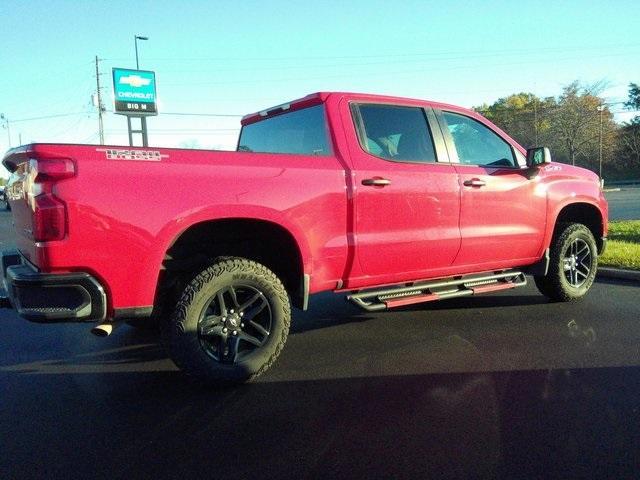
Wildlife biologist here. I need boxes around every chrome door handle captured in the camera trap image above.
[463,178,486,187]
[362,178,391,186]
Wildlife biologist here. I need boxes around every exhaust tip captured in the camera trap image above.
[91,322,115,337]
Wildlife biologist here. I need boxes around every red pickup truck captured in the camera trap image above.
[1,92,608,384]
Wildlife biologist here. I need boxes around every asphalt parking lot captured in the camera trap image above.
[1,208,640,479]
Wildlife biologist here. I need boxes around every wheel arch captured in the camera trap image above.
[551,202,605,254]
[156,215,309,311]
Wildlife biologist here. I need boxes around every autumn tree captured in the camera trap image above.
[475,93,555,148]
[547,82,614,169]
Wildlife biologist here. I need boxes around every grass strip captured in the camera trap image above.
[600,220,640,271]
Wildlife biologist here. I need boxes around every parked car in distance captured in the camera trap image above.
[1,91,608,385]
[0,185,8,210]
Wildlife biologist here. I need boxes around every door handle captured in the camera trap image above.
[463,178,486,187]
[362,178,391,186]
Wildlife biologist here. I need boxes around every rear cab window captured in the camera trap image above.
[238,104,331,156]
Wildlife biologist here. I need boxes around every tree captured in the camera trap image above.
[474,93,555,148]
[615,83,640,176]
[624,82,640,114]
[549,81,616,171]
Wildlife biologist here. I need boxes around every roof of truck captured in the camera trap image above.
[241,91,472,125]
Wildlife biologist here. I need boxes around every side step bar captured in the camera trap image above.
[347,271,527,311]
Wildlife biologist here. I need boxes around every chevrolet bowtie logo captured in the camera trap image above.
[119,75,151,88]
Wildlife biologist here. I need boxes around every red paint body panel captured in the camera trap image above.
[3,92,608,315]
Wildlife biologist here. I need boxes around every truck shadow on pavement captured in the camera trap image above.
[1,364,638,480]
[2,280,639,479]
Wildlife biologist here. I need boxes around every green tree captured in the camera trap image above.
[474,93,555,148]
[624,82,640,115]
[614,83,640,177]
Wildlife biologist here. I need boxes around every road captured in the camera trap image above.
[605,186,640,221]
[1,212,640,479]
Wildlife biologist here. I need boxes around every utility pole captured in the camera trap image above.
[597,105,605,182]
[533,98,539,146]
[94,56,105,145]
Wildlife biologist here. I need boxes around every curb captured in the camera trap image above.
[602,188,621,192]
[598,267,640,282]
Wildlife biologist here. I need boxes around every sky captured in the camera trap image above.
[1,0,639,177]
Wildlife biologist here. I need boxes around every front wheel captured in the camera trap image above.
[161,257,291,385]
[534,223,598,302]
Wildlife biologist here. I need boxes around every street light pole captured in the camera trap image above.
[597,105,605,182]
[134,35,148,70]
[132,35,149,147]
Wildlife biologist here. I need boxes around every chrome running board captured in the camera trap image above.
[347,271,527,311]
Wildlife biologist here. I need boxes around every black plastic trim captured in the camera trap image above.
[113,306,154,319]
[599,237,607,256]
[522,249,550,276]
[2,250,107,323]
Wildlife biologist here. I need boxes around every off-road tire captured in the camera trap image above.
[161,257,290,385]
[534,222,598,302]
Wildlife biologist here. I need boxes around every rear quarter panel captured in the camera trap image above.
[32,145,348,311]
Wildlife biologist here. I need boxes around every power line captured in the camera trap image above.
[101,42,640,63]
[102,109,242,117]
[11,106,637,125]
[159,51,640,87]
[11,112,89,123]
[154,111,243,118]
[107,128,238,132]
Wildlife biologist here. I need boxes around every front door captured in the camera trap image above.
[437,110,546,267]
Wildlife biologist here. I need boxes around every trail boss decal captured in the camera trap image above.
[96,149,168,161]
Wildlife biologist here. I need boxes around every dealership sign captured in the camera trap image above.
[112,68,158,115]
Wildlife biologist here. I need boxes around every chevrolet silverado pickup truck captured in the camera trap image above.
[1,92,608,384]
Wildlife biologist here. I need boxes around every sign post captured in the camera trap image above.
[112,68,158,147]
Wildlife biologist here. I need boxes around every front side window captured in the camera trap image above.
[354,104,437,163]
[238,104,330,156]
[442,111,516,167]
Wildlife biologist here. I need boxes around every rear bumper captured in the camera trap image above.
[1,249,107,323]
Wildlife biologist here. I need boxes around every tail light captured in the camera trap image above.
[27,158,75,242]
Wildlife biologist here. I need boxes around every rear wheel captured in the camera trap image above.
[534,223,598,302]
[161,257,290,385]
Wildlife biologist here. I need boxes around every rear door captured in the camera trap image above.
[436,109,546,267]
[342,100,461,285]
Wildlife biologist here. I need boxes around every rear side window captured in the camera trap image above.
[238,104,331,156]
[442,111,516,167]
[353,104,437,163]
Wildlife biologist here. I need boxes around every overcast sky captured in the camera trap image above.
[1,0,639,177]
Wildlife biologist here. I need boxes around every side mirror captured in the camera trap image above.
[526,147,552,168]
